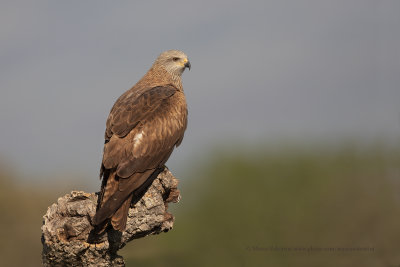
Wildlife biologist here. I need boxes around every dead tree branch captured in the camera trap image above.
[41,169,180,267]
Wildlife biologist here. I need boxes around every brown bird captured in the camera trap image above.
[93,50,190,232]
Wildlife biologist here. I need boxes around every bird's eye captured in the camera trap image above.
[172,57,180,62]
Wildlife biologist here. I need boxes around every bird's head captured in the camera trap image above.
[154,50,191,77]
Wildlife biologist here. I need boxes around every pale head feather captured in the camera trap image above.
[153,50,191,77]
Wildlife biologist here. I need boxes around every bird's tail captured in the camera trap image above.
[111,193,133,231]
[92,167,163,233]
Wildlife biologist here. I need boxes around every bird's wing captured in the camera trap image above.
[104,85,176,141]
[102,84,187,178]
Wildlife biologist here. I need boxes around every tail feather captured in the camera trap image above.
[111,193,133,231]
[93,169,155,228]
[101,170,118,205]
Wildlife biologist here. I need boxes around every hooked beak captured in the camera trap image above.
[184,60,191,70]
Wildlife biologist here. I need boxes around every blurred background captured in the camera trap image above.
[1,0,399,266]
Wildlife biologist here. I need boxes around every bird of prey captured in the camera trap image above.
[93,50,190,232]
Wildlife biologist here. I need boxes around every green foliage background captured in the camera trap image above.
[1,142,399,266]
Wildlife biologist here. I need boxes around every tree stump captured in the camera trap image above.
[41,169,180,267]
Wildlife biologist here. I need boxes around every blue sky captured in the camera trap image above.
[1,1,399,183]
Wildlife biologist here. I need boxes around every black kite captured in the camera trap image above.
[93,50,190,232]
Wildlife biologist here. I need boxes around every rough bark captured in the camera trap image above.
[41,169,180,267]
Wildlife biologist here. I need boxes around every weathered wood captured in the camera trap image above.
[41,169,180,267]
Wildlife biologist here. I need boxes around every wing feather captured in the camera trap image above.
[102,85,186,178]
[105,86,176,141]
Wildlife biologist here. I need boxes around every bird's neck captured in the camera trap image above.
[137,67,183,91]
